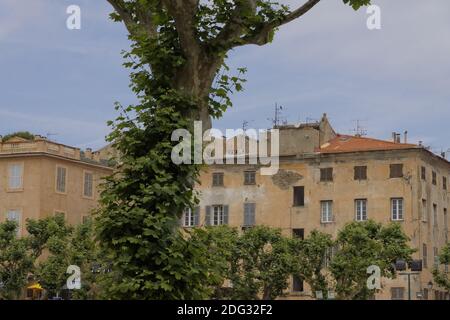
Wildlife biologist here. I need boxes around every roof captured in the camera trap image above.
[317,134,419,154]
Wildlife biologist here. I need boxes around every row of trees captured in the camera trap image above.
[0,216,101,300]
[5,215,449,300]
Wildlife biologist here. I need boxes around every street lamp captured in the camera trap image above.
[427,281,433,291]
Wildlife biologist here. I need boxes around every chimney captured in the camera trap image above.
[85,148,93,159]
[441,152,446,159]
[392,132,396,143]
[404,131,408,144]
[419,141,423,147]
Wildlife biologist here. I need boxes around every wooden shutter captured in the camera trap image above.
[194,207,200,226]
[205,206,211,226]
[223,205,229,225]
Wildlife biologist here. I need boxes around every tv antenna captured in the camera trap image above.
[351,120,367,137]
[242,120,254,131]
[267,103,285,127]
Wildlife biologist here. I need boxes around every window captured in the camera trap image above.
[323,246,337,268]
[292,276,304,292]
[355,199,367,221]
[320,168,333,182]
[421,166,426,180]
[433,204,438,227]
[83,172,94,198]
[206,205,228,226]
[212,172,224,187]
[391,287,405,300]
[8,163,23,190]
[292,228,304,240]
[432,171,437,185]
[423,243,428,268]
[56,166,67,193]
[244,171,256,185]
[434,247,439,267]
[354,166,367,180]
[444,177,447,190]
[444,209,448,242]
[389,164,403,178]
[422,199,427,222]
[183,207,194,227]
[6,209,22,236]
[321,201,333,223]
[391,198,404,221]
[293,186,305,207]
[243,203,256,227]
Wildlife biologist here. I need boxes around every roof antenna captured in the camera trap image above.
[267,103,284,128]
[351,120,367,137]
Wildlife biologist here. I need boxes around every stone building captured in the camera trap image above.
[0,135,113,235]
[190,115,450,300]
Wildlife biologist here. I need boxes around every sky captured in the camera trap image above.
[0,0,449,154]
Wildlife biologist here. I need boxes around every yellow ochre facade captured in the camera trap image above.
[0,135,113,235]
[192,115,450,300]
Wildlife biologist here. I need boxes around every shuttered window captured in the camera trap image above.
[389,164,403,178]
[354,166,367,180]
[320,168,333,182]
[212,173,224,186]
[355,199,367,221]
[205,205,228,226]
[244,171,256,185]
[243,203,256,227]
[391,198,404,221]
[8,163,23,189]
[83,172,94,198]
[321,201,333,223]
[183,207,199,227]
[56,166,67,193]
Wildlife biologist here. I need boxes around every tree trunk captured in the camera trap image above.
[172,54,223,131]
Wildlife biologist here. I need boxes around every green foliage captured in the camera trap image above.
[432,243,450,291]
[2,131,35,142]
[0,221,34,299]
[224,226,297,300]
[100,0,371,299]
[330,220,414,300]
[27,216,101,299]
[292,230,333,298]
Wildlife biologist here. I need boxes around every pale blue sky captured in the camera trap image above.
[1,0,449,155]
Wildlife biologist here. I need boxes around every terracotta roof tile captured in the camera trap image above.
[317,134,419,154]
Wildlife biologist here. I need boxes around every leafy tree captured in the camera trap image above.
[2,131,35,142]
[432,243,450,291]
[97,0,372,299]
[292,230,333,298]
[27,216,101,299]
[224,226,296,300]
[188,226,239,298]
[0,221,34,300]
[28,215,73,298]
[330,220,414,300]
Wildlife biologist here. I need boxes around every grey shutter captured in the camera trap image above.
[223,205,229,225]
[194,207,200,226]
[250,203,255,225]
[205,206,211,226]
[244,203,255,226]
